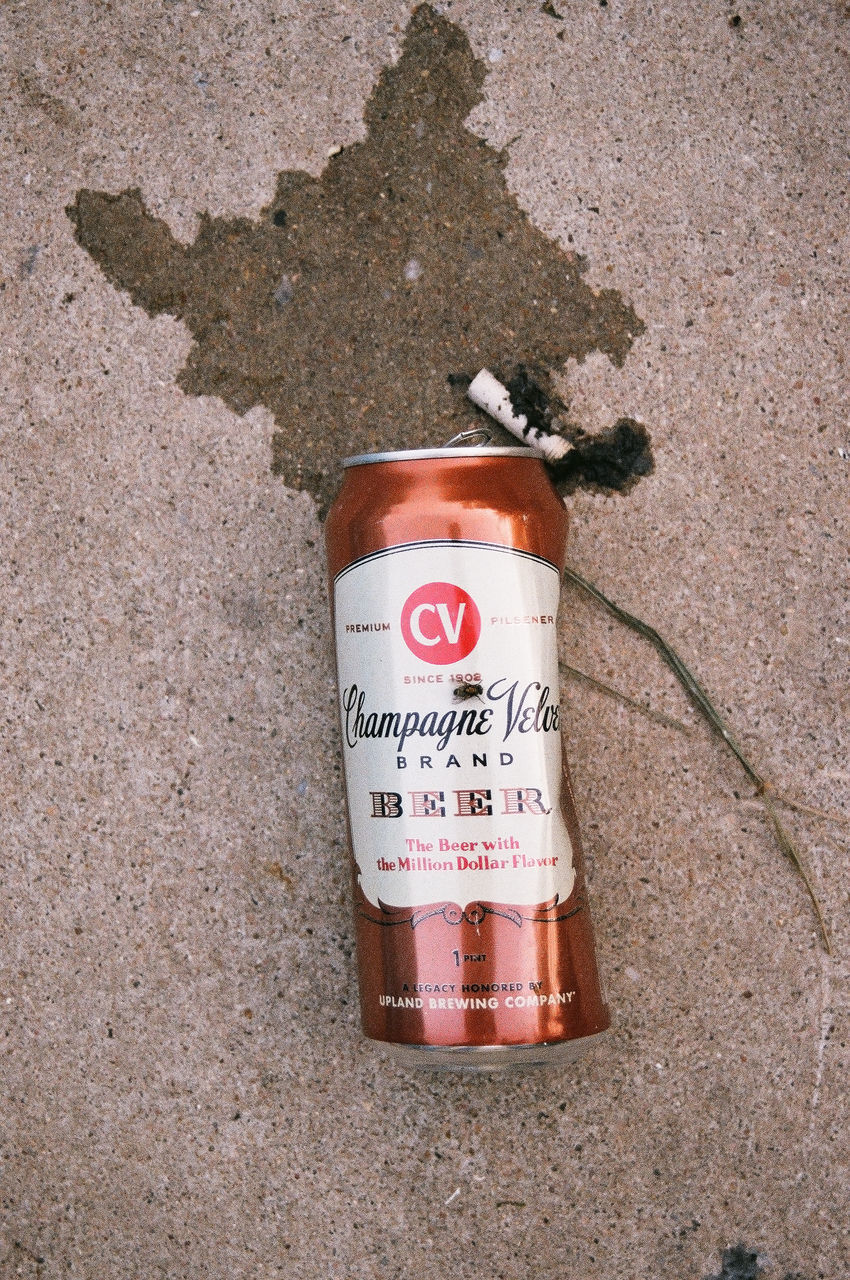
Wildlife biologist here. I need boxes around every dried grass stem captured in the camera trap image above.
[563,565,832,954]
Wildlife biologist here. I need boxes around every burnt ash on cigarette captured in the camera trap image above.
[67,4,650,515]
[503,365,653,494]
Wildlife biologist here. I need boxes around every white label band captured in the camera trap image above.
[334,541,575,911]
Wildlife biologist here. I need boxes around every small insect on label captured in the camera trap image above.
[334,540,575,912]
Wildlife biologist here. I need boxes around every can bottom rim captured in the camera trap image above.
[370,1028,610,1071]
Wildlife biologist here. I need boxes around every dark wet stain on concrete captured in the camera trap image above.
[705,1245,763,1280]
[704,1243,810,1280]
[67,4,648,515]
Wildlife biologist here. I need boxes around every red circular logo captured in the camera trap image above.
[400,582,481,665]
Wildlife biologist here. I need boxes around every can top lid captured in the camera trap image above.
[343,446,541,467]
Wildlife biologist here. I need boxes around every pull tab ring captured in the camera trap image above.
[443,427,493,448]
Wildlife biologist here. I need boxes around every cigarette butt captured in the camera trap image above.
[467,369,572,462]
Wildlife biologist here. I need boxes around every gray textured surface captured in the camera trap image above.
[2,2,848,1277]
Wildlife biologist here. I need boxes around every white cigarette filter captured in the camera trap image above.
[467,369,573,463]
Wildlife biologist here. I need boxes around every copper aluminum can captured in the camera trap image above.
[325,447,610,1069]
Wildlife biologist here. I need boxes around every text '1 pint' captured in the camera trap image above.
[325,447,610,1069]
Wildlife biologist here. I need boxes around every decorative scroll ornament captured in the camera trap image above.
[359,894,585,929]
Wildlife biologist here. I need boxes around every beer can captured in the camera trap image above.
[325,446,610,1069]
